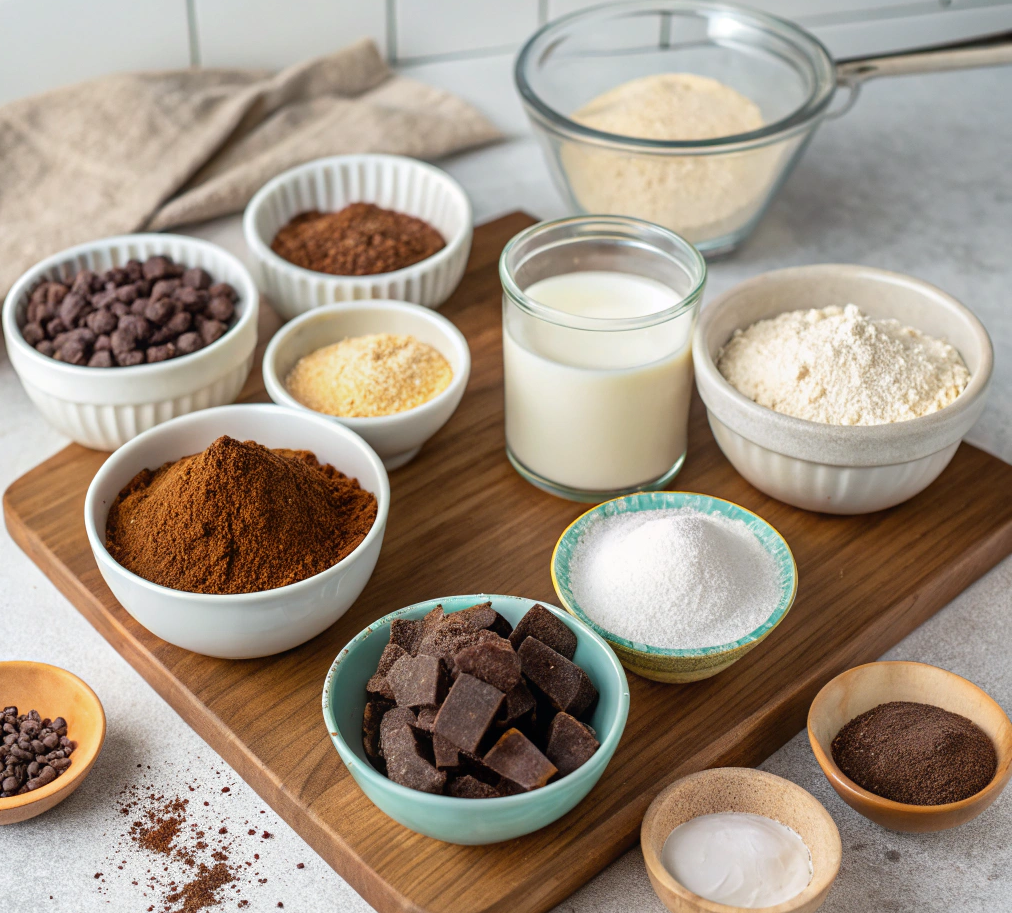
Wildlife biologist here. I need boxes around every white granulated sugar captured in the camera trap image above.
[570,508,782,650]
[717,304,970,426]
[560,73,780,242]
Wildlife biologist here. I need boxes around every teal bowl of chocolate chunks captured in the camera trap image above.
[322,593,630,844]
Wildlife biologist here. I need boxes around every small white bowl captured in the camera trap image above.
[693,265,993,514]
[262,300,470,469]
[243,154,472,319]
[83,404,390,658]
[2,234,259,451]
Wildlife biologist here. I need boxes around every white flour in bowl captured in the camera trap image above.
[717,304,971,425]
[569,508,781,649]
[560,73,781,243]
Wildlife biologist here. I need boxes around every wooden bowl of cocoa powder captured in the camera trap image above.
[808,661,1012,832]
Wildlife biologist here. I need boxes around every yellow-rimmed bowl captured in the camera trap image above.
[551,491,797,682]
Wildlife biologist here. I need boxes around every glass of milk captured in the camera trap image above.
[500,216,706,501]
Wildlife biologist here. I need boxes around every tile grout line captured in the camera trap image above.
[385,0,398,64]
[396,43,522,68]
[185,0,201,67]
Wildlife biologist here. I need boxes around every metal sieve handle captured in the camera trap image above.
[835,30,1012,87]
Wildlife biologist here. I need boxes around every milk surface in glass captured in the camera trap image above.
[504,270,695,493]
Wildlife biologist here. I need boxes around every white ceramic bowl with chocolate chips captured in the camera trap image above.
[2,234,259,451]
[243,154,472,318]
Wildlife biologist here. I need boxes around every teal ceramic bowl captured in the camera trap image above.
[552,492,798,683]
[321,594,630,845]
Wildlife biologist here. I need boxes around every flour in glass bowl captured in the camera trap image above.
[569,509,782,649]
[717,304,970,425]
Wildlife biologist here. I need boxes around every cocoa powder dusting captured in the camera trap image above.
[832,700,997,806]
[105,435,377,594]
[270,202,445,276]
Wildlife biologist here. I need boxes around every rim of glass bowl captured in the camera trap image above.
[515,0,837,154]
[499,215,707,332]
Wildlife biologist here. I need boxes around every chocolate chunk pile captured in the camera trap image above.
[363,603,601,797]
[1,707,76,796]
[20,255,238,367]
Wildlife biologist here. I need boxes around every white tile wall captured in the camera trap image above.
[0,0,191,106]
[0,0,1010,105]
[193,0,386,70]
[393,0,540,59]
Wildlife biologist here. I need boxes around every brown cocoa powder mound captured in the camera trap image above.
[270,202,445,276]
[831,700,997,806]
[105,435,378,595]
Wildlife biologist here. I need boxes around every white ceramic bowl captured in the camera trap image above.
[2,234,259,451]
[693,265,993,514]
[243,154,472,319]
[262,300,470,470]
[83,404,390,658]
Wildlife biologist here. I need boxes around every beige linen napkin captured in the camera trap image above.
[0,39,501,295]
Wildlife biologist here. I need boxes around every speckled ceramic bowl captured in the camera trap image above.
[321,594,629,844]
[693,264,993,514]
[551,492,797,683]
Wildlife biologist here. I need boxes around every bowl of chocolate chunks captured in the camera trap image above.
[322,594,630,844]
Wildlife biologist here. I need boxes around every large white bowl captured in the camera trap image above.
[693,265,993,514]
[243,154,472,318]
[3,234,259,451]
[83,404,390,658]
[262,300,470,470]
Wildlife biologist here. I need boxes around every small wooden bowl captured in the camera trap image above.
[0,662,106,824]
[808,660,1012,833]
[642,768,841,913]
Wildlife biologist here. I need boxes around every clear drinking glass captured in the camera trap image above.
[500,216,706,502]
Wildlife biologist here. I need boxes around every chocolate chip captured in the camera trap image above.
[22,322,45,346]
[88,350,115,368]
[176,332,203,355]
[198,317,226,346]
[86,309,118,335]
[206,297,234,322]
[146,343,176,363]
[142,257,171,280]
[145,298,175,325]
[208,282,237,302]
[182,267,212,290]
[116,350,145,367]
[151,279,180,301]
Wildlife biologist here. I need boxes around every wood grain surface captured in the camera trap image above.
[6,212,1012,913]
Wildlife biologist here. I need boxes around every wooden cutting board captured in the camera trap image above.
[6,212,1012,913]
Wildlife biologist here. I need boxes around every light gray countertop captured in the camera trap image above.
[1,53,1010,913]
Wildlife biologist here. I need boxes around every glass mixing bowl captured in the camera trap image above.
[515,1,837,256]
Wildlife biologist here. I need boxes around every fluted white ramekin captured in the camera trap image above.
[243,154,472,319]
[693,265,993,514]
[3,234,259,451]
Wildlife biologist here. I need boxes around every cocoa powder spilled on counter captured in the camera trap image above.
[270,202,445,276]
[831,700,997,805]
[105,435,377,595]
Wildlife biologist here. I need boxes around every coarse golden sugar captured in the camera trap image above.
[285,333,453,418]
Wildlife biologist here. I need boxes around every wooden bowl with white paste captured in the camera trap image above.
[692,264,993,514]
[642,768,841,913]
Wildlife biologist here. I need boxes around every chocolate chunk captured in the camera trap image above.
[380,708,445,794]
[433,734,462,771]
[447,602,513,638]
[453,638,521,693]
[86,308,117,335]
[509,604,577,660]
[116,350,145,367]
[198,316,226,345]
[387,654,448,709]
[483,729,557,792]
[518,637,598,719]
[366,643,409,701]
[362,700,393,766]
[146,343,177,363]
[417,621,502,670]
[496,680,536,730]
[414,706,437,732]
[58,293,86,326]
[166,310,192,335]
[546,712,599,776]
[145,297,175,325]
[151,279,180,301]
[389,618,423,655]
[433,674,504,754]
[447,775,498,799]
